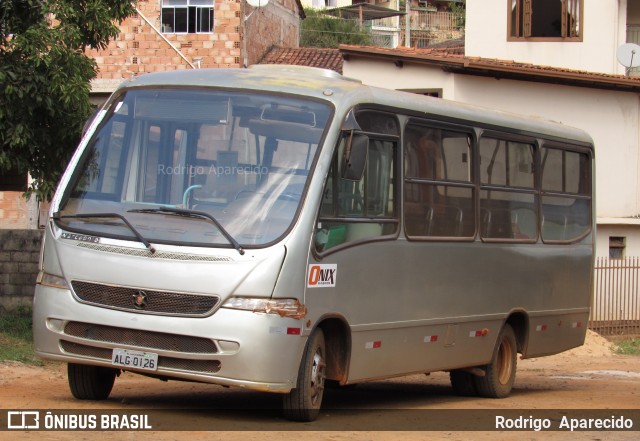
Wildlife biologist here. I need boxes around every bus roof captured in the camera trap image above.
[114,65,594,147]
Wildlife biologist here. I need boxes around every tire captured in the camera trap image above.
[474,324,517,398]
[450,369,477,396]
[68,363,117,400]
[283,329,326,422]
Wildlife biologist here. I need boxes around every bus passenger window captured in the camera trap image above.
[403,123,474,239]
[315,126,398,253]
[541,147,591,242]
[479,136,536,241]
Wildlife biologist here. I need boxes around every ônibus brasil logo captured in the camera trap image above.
[307,264,337,288]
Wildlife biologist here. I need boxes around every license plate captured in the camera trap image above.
[112,348,158,371]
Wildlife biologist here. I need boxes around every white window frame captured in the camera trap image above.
[161,0,214,34]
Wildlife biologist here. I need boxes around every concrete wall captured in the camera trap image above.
[465,0,625,75]
[597,223,640,258]
[0,230,42,311]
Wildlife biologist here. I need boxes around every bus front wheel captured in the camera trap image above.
[67,363,117,400]
[283,329,326,422]
[474,324,517,398]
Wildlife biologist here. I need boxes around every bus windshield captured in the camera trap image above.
[56,88,332,248]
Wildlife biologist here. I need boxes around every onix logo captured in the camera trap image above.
[307,264,337,288]
[132,291,148,309]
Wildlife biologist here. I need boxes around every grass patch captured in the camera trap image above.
[0,305,43,365]
[613,337,640,356]
[607,333,640,356]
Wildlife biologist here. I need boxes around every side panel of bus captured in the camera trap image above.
[308,107,593,383]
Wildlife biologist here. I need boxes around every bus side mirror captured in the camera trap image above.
[342,134,368,181]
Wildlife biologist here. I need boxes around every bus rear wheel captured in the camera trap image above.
[474,324,517,398]
[67,363,117,400]
[283,329,326,422]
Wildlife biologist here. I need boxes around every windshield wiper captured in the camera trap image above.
[53,212,156,254]
[127,207,245,255]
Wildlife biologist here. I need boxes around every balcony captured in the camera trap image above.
[300,8,464,49]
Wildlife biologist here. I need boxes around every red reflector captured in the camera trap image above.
[373,341,382,348]
[287,327,301,335]
[475,330,483,337]
[430,335,438,342]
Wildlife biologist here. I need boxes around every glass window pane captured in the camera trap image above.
[355,111,399,136]
[480,137,534,188]
[480,190,536,240]
[541,195,590,241]
[442,134,471,182]
[161,9,175,33]
[405,126,471,182]
[335,137,395,219]
[196,7,213,33]
[174,8,188,32]
[142,125,162,203]
[405,183,474,238]
[542,148,590,194]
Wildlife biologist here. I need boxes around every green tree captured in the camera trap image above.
[301,8,372,48]
[0,0,135,201]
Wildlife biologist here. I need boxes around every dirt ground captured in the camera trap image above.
[1,330,639,440]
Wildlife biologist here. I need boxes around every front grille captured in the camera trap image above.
[60,340,221,374]
[71,280,219,317]
[77,242,233,262]
[64,321,218,354]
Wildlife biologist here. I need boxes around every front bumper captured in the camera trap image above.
[33,285,307,393]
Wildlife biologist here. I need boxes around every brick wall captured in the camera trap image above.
[247,0,301,66]
[0,230,42,312]
[85,0,301,83]
[86,0,244,80]
[0,192,39,230]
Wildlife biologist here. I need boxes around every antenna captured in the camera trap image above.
[616,43,640,76]
[246,0,270,11]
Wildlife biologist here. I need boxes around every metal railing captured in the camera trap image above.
[409,11,460,31]
[590,257,640,335]
[300,11,464,49]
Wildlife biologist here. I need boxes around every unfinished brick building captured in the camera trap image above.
[88,0,305,89]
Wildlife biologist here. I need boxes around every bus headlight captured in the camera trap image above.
[221,297,307,319]
[36,271,70,290]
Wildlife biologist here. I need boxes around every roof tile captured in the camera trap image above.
[258,47,343,74]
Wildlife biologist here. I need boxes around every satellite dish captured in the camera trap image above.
[246,0,269,8]
[616,43,640,74]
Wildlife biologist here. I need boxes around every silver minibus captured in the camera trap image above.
[33,65,594,421]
